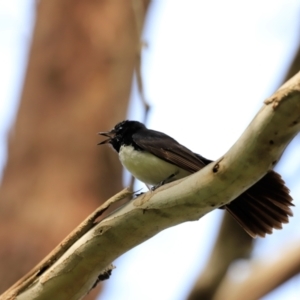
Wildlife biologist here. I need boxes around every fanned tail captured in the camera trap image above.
[225,170,294,238]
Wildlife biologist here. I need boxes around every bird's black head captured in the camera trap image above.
[98,120,146,152]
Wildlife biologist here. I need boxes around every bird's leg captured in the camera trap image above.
[151,172,177,191]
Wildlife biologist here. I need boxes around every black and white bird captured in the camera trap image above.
[98,120,294,238]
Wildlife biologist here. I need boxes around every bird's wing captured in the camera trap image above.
[132,129,211,173]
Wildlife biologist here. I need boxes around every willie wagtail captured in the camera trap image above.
[98,120,294,238]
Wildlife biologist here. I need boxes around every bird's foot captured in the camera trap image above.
[151,173,176,191]
[133,188,145,198]
[134,192,145,198]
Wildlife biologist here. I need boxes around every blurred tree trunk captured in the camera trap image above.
[0,0,150,298]
[187,213,253,300]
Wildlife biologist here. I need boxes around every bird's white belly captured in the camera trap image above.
[119,145,191,185]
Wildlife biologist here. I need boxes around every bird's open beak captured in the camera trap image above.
[97,130,116,145]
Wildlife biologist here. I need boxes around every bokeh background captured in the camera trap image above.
[0,1,300,299]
